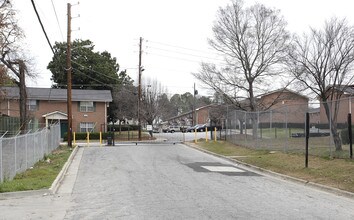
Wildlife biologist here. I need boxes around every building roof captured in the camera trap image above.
[0,86,112,102]
[339,85,354,95]
[259,88,309,100]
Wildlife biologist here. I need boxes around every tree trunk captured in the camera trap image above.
[323,101,342,151]
[252,117,258,138]
[239,119,244,134]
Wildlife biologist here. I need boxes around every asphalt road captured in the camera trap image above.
[153,131,215,142]
[1,143,354,219]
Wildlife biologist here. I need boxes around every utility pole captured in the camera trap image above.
[66,3,72,147]
[18,61,27,132]
[7,60,27,132]
[138,37,143,141]
[193,83,198,125]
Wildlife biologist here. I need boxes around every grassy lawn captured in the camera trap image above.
[0,145,72,193]
[225,133,352,159]
[196,140,354,193]
[259,127,304,139]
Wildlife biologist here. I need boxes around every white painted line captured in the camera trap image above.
[201,166,245,173]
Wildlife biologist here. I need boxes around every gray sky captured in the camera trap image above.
[14,0,354,96]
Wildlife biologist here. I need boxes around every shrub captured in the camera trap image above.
[340,126,354,145]
[107,124,140,132]
[63,132,110,141]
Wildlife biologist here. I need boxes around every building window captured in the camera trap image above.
[27,100,38,111]
[80,122,95,132]
[79,101,94,112]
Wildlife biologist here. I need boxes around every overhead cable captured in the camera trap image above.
[30,0,55,54]
[51,0,64,41]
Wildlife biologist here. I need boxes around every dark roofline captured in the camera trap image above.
[0,86,113,102]
[165,104,218,121]
[259,88,309,100]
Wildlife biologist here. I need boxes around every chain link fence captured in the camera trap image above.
[220,98,353,159]
[0,123,61,183]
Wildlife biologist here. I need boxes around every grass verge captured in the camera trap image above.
[0,145,72,193]
[195,140,354,193]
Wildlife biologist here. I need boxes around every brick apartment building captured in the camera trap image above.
[258,88,309,124]
[163,88,310,127]
[0,86,112,136]
[319,85,354,124]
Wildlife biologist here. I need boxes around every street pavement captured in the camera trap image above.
[1,142,354,219]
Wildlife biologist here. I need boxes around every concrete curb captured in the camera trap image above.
[49,146,79,194]
[0,146,79,200]
[0,189,51,200]
[183,142,354,200]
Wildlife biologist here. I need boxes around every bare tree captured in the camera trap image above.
[287,18,354,151]
[0,1,33,131]
[193,0,290,136]
[112,84,137,132]
[140,78,168,127]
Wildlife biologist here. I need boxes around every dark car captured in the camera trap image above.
[162,125,180,133]
[186,125,198,132]
[195,124,207,132]
[186,124,205,132]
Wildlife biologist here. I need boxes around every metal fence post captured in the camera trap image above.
[348,113,352,159]
[14,134,17,173]
[305,112,309,168]
[0,138,2,183]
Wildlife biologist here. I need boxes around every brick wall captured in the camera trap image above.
[1,99,108,132]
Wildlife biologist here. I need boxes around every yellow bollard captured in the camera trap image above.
[73,132,76,145]
[194,129,197,143]
[214,127,217,142]
[205,127,208,142]
[87,132,89,147]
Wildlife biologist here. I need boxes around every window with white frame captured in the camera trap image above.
[27,100,38,111]
[80,122,95,132]
[79,101,94,112]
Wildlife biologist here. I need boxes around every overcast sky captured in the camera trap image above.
[14,0,354,96]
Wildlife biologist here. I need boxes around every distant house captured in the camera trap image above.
[163,104,215,127]
[257,88,309,124]
[319,85,354,124]
[0,86,112,136]
[308,107,320,125]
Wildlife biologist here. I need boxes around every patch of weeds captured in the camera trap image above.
[0,145,72,193]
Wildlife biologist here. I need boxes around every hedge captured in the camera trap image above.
[63,132,111,141]
[107,124,140,132]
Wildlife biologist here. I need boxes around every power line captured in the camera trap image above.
[146,52,227,65]
[71,60,122,82]
[51,0,64,41]
[146,46,225,62]
[30,0,55,54]
[146,39,221,55]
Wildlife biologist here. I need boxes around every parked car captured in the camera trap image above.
[186,124,206,132]
[186,124,221,132]
[194,124,205,132]
[162,125,180,133]
[186,125,198,132]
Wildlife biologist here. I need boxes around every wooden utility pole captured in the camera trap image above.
[66,3,72,147]
[5,60,27,132]
[18,61,27,132]
[138,37,143,141]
